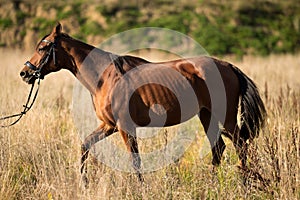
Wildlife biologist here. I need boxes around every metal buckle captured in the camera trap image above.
[33,71,41,78]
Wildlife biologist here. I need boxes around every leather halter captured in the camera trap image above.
[24,38,58,78]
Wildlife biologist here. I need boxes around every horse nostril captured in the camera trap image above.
[20,71,26,77]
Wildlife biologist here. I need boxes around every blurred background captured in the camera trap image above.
[0,0,299,58]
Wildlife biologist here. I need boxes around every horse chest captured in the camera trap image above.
[92,94,115,126]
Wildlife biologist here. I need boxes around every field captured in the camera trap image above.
[0,49,299,199]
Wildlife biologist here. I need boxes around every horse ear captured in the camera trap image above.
[51,22,62,36]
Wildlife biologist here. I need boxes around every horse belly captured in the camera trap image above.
[131,82,200,127]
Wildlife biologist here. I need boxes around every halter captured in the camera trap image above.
[25,38,58,79]
[0,38,59,128]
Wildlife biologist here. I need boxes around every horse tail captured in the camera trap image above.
[231,65,267,140]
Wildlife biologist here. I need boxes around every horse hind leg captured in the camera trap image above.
[232,124,249,169]
[222,111,248,169]
[198,108,226,166]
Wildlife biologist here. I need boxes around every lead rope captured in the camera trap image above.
[0,38,58,128]
[0,77,41,128]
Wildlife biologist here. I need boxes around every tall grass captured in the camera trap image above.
[0,49,299,199]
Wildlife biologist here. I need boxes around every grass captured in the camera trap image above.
[0,48,299,199]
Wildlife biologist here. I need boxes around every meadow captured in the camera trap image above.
[0,48,299,199]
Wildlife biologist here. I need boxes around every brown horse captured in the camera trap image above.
[20,24,266,186]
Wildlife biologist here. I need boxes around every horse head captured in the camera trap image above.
[20,23,64,84]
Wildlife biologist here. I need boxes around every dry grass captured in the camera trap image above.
[0,48,299,199]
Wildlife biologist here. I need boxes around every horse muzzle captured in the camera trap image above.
[20,70,43,84]
[20,71,35,84]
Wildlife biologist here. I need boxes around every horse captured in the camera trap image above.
[20,23,266,187]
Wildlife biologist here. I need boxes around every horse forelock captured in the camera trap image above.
[35,34,50,50]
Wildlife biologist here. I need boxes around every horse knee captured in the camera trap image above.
[82,132,99,150]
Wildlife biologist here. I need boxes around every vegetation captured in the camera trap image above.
[0,49,299,199]
[0,0,299,56]
[0,0,299,199]
[0,18,13,29]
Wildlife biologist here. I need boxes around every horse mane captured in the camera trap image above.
[60,32,150,76]
[111,55,150,75]
[61,33,73,39]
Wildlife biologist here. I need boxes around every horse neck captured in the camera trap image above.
[61,36,112,94]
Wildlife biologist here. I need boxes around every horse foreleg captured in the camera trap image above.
[119,129,144,183]
[81,124,116,188]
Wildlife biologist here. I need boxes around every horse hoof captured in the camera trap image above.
[80,174,89,189]
[137,173,144,184]
[210,164,219,174]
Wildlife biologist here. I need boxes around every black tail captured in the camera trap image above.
[231,66,267,140]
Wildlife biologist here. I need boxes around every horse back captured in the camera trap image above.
[95,55,240,128]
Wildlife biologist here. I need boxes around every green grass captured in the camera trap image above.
[0,18,13,29]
